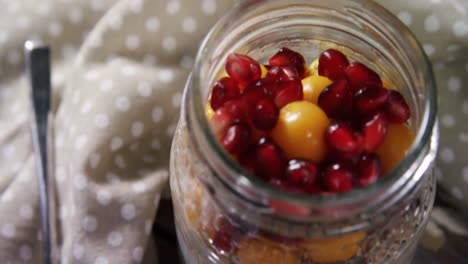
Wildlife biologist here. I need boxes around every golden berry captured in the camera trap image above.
[301,75,333,104]
[271,101,329,163]
[308,58,319,76]
[376,123,413,174]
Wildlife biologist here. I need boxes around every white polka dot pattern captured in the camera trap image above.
[137,81,152,97]
[121,203,137,221]
[132,247,144,262]
[1,223,16,238]
[19,245,32,261]
[114,154,127,168]
[95,256,109,264]
[68,8,83,24]
[97,189,112,206]
[202,0,217,15]
[73,244,84,260]
[19,205,33,220]
[74,174,88,191]
[166,1,181,15]
[447,76,461,93]
[125,35,141,50]
[423,43,436,56]
[424,15,440,33]
[131,122,144,137]
[48,21,63,37]
[146,17,161,32]
[439,148,455,164]
[152,107,164,123]
[81,215,98,232]
[162,36,177,52]
[94,113,110,128]
[115,96,131,112]
[453,20,468,37]
[107,231,123,247]
[99,79,113,92]
[110,136,124,151]
[182,17,198,33]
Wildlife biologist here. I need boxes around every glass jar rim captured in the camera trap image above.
[186,0,437,212]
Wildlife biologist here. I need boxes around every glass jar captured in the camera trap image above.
[170,0,438,263]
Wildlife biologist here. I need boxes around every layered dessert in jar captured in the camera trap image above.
[170,1,438,263]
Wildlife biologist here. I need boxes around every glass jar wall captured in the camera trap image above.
[170,0,438,263]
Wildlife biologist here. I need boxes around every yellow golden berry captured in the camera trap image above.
[216,68,229,80]
[205,103,215,120]
[260,64,268,78]
[301,75,333,104]
[382,79,393,90]
[308,58,320,76]
[271,101,329,163]
[376,123,414,174]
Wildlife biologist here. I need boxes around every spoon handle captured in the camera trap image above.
[24,40,53,264]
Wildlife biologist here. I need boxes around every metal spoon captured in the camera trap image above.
[24,40,55,264]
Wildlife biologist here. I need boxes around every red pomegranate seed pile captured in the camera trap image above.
[208,48,411,195]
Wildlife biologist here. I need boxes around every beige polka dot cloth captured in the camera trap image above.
[0,0,466,263]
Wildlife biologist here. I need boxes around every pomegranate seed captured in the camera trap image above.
[241,80,270,115]
[322,163,354,193]
[270,178,296,192]
[278,66,300,81]
[221,123,251,154]
[345,62,382,92]
[254,78,280,98]
[269,47,307,78]
[326,122,362,153]
[357,153,381,187]
[223,99,248,119]
[213,217,240,253]
[327,149,361,168]
[354,86,389,116]
[306,185,324,195]
[210,77,240,110]
[385,90,411,123]
[249,127,268,145]
[252,98,279,131]
[242,80,269,103]
[255,137,287,180]
[239,148,257,175]
[274,80,303,108]
[362,112,388,151]
[318,79,353,119]
[266,66,300,82]
[210,105,245,135]
[318,49,350,81]
[286,159,318,189]
[226,53,261,88]
[213,229,232,252]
